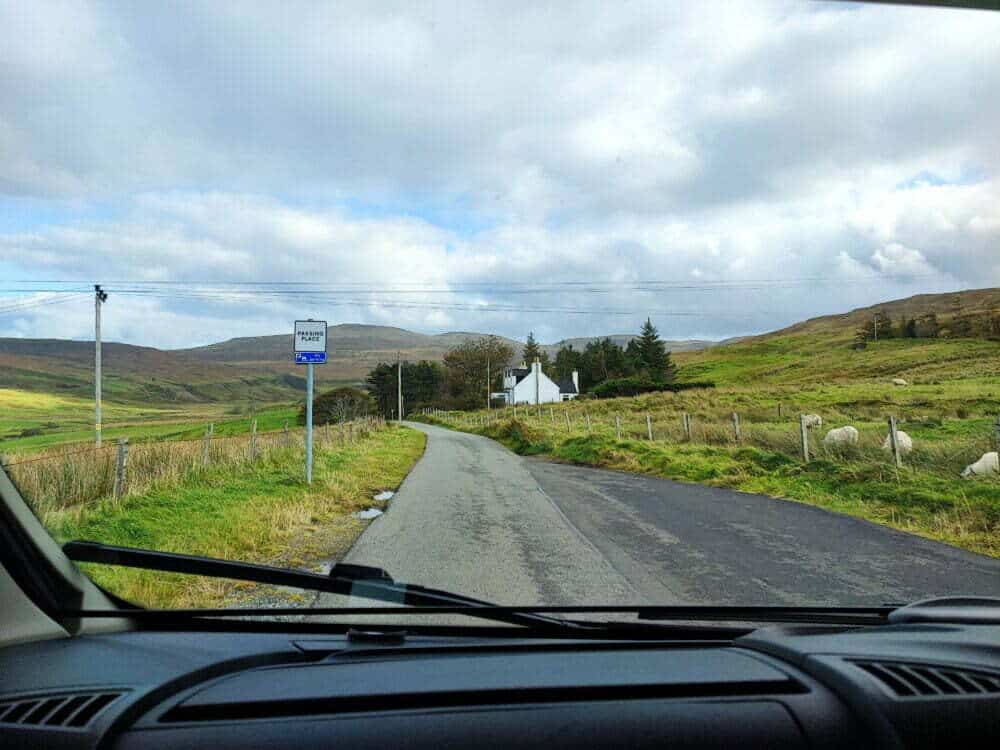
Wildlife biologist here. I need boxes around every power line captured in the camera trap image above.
[0,273,940,294]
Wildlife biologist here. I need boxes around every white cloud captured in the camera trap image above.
[1,1,999,346]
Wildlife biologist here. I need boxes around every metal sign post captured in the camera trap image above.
[294,320,327,484]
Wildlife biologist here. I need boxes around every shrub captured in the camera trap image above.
[591,377,715,399]
[297,387,376,425]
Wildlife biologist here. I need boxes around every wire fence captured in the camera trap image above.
[1,416,386,521]
[422,405,1000,480]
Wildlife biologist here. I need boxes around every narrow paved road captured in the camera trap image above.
[320,422,1000,610]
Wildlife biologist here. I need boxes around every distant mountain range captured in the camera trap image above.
[2,287,996,403]
[174,325,716,365]
[0,325,717,403]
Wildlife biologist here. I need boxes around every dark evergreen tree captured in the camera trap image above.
[553,344,583,380]
[521,331,550,370]
[634,318,677,383]
[365,360,445,417]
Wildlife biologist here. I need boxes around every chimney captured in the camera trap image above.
[572,370,579,392]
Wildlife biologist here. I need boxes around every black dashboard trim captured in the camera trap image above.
[159,678,808,723]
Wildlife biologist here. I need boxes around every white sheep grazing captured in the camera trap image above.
[882,430,913,455]
[961,452,999,478]
[801,414,823,429]
[892,378,908,386]
[823,426,859,446]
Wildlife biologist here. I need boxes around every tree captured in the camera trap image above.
[583,338,632,385]
[914,313,940,339]
[632,318,677,383]
[521,331,550,371]
[553,344,583,381]
[365,360,445,417]
[442,336,513,410]
[856,310,895,344]
[297,386,375,425]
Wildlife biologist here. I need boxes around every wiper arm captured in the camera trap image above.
[62,540,584,632]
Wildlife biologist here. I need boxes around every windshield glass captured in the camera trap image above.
[2,0,998,622]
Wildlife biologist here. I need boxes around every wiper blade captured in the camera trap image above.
[633,605,892,626]
[64,542,893,629]
[62,541,584,632]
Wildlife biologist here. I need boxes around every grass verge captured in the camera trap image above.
[46,424,425,608]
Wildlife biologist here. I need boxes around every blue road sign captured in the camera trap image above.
[295,351,327,365]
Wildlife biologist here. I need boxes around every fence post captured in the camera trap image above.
[249,419,257,461]
[283,419,290,447]
[887,415,902,468]
[325,422,331,445]
[615,415,622,440]
[646,414,653,441]
[732,412,741,442]
[585,411,592,432]
[995,414,1000,452]
[113,438,128,499]
[777,402,782,419]
[549,408,555,425]
[202,423,213,465]
[799,414,810,463]
[512,404,518,420]
[682,413,691,441]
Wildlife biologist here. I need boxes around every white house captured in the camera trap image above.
[495,360,579,405]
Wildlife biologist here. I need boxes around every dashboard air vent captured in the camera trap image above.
[0,692,123,729]
[852,660,1000,698]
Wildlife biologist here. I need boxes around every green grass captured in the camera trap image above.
[0,386,300,453]
[418,370,1000,558]
[50,424,425,608]
[677,333,1000,386]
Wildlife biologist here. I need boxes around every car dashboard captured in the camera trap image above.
[1,623,999,749]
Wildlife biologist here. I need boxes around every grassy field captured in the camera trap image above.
[418,363,1000,558]
[0,387,300,453]
[677,335,1000,386]
[33,423,424,608]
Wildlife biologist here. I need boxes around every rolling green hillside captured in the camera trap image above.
[676,288,1000,386]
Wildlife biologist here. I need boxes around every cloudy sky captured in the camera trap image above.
[2,0,999,349]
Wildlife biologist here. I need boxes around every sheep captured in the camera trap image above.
[961,452,999,478]
[892,378,908,386]
[801,414,823,429]
[823,426,859,446]
[882,430,913,455]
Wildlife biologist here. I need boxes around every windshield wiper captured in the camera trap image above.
[62,540,586,632]
[63,542,895,630]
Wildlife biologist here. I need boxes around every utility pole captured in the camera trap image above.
[486,352,490,411]
[94,284,108,446]
[397,352,403,425]
[873,313,878,343]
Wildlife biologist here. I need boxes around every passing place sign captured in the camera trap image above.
[294,320,327,364]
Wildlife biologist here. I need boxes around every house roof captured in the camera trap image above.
[508,367,530,384]
[555,377,578,395]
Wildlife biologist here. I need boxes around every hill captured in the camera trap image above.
[3,288,996,405]
[8,325,708,403]
[676,288,1000,386]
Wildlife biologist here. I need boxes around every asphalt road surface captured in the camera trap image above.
[319,422,1000,611]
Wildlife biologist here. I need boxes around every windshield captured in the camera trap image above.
[2,0,998,624]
